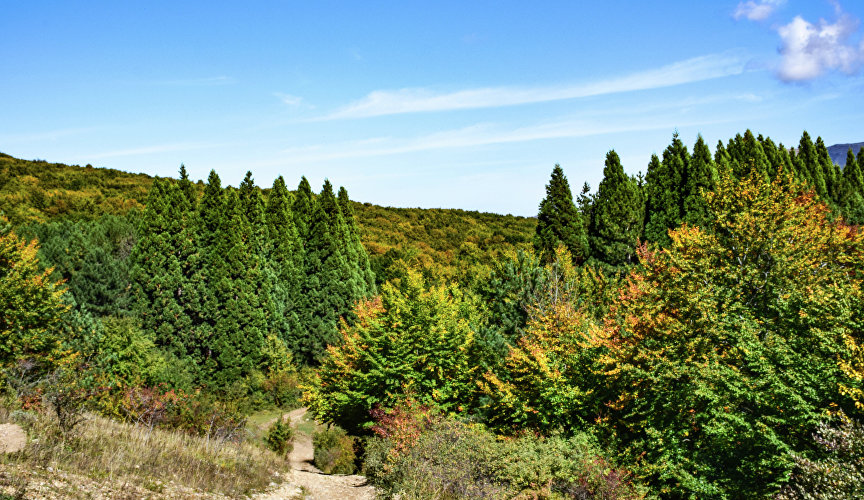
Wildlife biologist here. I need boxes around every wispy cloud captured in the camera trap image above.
[146,76,235,86]
[87,142,217,160]
[274,92,305,106]
[733,0,784,21]
[776,7,864,82]
[279,117,729,164]
[318,52,747,120]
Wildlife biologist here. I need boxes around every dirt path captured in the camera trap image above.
[254,408,375,500]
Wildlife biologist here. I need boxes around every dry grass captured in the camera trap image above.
[0,412,289,498]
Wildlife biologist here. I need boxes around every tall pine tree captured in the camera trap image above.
[293,176,314,244]
[338,186,376,294]
[682,135,718,228]
[265,176,304,352]
[644,133,688,246]
[588,150,644,267]
[295,180,365,363]
[533,165,590,264]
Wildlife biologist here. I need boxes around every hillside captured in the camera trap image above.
[0,152,535,279]
[828,141,864,166]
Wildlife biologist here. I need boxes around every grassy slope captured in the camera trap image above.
[0,153,536,275]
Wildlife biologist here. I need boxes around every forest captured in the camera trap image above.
[2,129,864,499]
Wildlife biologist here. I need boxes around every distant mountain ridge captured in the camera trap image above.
[829,142,864,166]
[0,152,535,280]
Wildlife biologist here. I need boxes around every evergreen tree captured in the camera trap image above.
[796,131,828,198]
[682,135,718,228]
[644,133,688,246]
[714,140,733,176]
[588,151,644,267]
[238,171,268,256]
[178,163,196,207]
[338,186,376,294]
[204,188,271,387]
[777,143,797,178]
[759,135,781,180]
[841,148,864,224]
[729,130,770,179]
[295,180,364,363]
[129,178,192,369]
[815,136,842,203]
[266,176,304,351]
[533,165,590,264]
[293,176,314,243]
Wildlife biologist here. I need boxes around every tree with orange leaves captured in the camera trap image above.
[0,215,68,369]
[599,172,864,497]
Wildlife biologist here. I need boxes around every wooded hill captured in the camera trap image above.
[0,152,535,282]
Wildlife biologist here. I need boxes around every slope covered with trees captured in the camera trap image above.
[4,130,864,499]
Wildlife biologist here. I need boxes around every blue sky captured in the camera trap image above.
[2,1,864,216]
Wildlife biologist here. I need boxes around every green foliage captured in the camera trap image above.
[779,414,864,499]
[313,426,357,475]
[644,133,689,246]
[306,265,479,434]
[681,135,718,229]
[0,154,153,226]
[365,413,645,499]
[534,164,590,264]
[295,180,371,364]
[598,172,864,497]
[266,417,294,456]
[0,215,68,369]
[22,214,137,317]
[588,150,644,267]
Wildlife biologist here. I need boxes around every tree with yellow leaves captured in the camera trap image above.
[599,172,864,497]
[0,215,68,369]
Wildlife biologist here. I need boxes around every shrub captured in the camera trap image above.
[364,410,646,499]
[365,418,504,499]
[266,416,294,456]
[498,433,644,499]
[778,414,864,499]
[313,426,356,475]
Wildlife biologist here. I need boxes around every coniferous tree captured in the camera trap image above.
[178,163,196,207]
[644,133,688,246]
[296,180,362,363]
[729,130,770,179]
[238,171,268,256]
[533,165,590,264]
[815,136,841,203]
[682,135,718,228]
[841,148,864,224]
[266,176,303,351]
[205,188,271,387]
[777,143,797,178]
[577,182,593,221]
[129,178,192,369]
[293,176,314,243]
[714,140,733,176]
[796,131,828,198]
[588,151,644,267]
[338,186,376,294]
[759,135,782,180]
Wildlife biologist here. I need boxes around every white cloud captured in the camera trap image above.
[279,117,729,164]
[148,76,234,86]
[776,10,864,82]
[318,53,746,120]
[734,0,784,21]
[275,92,304,106]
